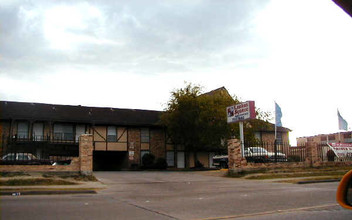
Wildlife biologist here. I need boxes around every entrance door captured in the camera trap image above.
[177,152,185,168]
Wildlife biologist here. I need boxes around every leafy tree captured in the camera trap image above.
[160,83,271,166]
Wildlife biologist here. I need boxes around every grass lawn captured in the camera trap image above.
[227,166,352,182]
[0,178,77,186]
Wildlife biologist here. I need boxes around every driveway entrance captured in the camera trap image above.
[94,171,341,219]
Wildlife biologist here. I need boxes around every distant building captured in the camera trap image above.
[297,131,352,145]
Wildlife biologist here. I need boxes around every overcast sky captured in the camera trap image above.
[1,0,352,144]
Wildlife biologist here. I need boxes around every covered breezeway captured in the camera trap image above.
[93,151,128,171]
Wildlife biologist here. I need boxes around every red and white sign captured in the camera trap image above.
[327,143,352,158]
[227,101,256,123]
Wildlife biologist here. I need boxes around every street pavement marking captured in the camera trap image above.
[193,203,339,220]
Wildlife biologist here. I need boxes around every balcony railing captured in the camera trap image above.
[6,134,79,144]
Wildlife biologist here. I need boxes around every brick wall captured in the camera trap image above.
[228,138,352,173]
[150,128,165,159]
[0,134,93,174]
[79,134,93,175]
[127,128,141,166]
[0,158,80,173]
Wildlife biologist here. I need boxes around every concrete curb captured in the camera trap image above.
[0,190,97,196]
[297,179,340,184]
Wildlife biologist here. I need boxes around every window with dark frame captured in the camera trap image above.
[32,122,44,141]
[53,123,74,141]
[141,128,150,143]
[17,121,29,139]
[107,126,117,142]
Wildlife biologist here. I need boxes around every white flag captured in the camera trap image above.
[275,102,282,127]
[338,110,348,131]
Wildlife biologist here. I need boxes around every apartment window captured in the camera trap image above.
[17,122,29,139]
[54,124,74,141]
[75,125,86,141]
[166,151,175,167]
[107,126,117,142]
[32,123,44,141]
[141,128,149,143]
[255,132,261,141]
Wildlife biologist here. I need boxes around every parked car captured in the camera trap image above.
[2,153,37,161]
[1,153,51,165]
[245,147,287,162]
[212,155,229,168]
[212,147,287,168]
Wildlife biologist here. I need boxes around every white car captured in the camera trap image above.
[2,153,37,161]
[245,147,287,162]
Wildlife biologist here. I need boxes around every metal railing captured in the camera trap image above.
[6,134,79,144]
[0,149,77,166]
[243,141,307,163]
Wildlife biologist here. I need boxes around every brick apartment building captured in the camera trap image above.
[0,89,291,170]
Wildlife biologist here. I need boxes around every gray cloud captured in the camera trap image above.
[0,0,269,78]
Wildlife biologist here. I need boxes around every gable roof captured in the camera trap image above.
[252,119,292,133]
[202,87,291,132]
[0,101,161,126]
[200,86,233,98]
[333,0,352,17]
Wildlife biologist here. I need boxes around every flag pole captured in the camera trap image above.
[274,102,277,163]
[274,101,277,140]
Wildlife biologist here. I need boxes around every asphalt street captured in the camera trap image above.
[1,171,352,219]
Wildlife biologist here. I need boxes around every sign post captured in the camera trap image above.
[227,101,256,157]
[239,122,244,157]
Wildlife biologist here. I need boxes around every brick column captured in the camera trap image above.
[305,141,321,167]
[79,134,93,175]
[311,143,322,167]
[228,138,247,173]
[127,128,141,167]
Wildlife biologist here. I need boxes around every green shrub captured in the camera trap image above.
[288,155,301,162]
[195,160,204,168]
[142,153,155,168]
[155,157,168,169]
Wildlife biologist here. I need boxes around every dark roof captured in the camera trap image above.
[201,86,232,98]
[333,0,352,17]
[0,101,162,126]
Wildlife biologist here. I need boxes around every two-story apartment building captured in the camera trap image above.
[0,101,174,170]
[1,89,291,170]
